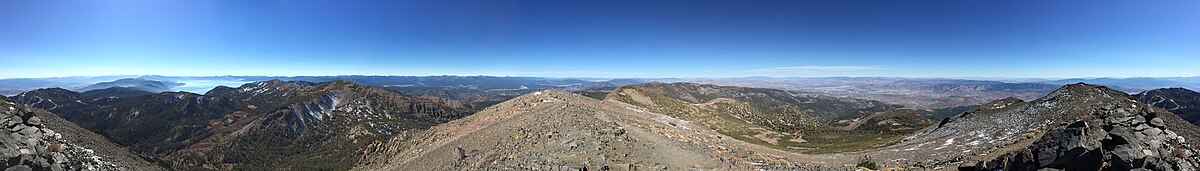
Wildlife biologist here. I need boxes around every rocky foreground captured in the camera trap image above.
[855,83,1200,170]
[0,97,162,170]
[962,84,1200,170]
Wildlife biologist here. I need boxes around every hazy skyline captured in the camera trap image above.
[2,0,1197,78]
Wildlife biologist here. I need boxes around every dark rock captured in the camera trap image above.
[22,116,38,126]
[16,108,32,117]
[567,163,588,171]
[1028,120,1104,170]
[455,147,467,160]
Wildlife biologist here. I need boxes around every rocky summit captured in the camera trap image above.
[952,83,1200,170]
[0,97,162,170]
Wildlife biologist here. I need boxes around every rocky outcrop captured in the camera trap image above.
[1,99,162,170]
[961,83,1200,170]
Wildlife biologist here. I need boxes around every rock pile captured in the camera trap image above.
[964,97,1200,170]
[1,102,122,170]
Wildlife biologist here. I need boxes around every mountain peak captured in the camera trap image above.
[316,80,362,89]
[1057,82,1106,92]
[1041,82,1130,102]
[979,97,1025,110]
[506,89,574,102]
[77,78,182,93]
[1141,87,1199,95]
[22,87,75,94]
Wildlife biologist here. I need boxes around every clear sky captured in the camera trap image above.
[1,0,1197,78]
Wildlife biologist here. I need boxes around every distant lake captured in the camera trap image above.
[171,79,254,94]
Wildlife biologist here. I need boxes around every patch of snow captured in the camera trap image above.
[992,104,1007,109]
[968,140,981,146]
[903,146,920,151]
[933,138,955,150]
[625,107,647,113]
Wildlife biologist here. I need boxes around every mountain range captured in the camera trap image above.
[8,80,473,170]
[75,78,184,93]
[605,82,926,154]
[4,76,1200,170]
[357,82,1200,170]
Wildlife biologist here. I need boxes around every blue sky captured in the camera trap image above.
[1,0,1197,78]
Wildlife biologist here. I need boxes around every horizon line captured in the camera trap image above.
[3,74,1199,80]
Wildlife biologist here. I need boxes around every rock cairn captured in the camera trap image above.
[1,102,122,171]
